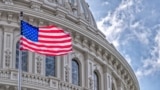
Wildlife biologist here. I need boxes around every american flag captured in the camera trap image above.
[20,20,72,56]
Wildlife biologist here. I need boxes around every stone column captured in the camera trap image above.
[68,53,72,83]
[0,27,2,68]
[34,54,44,75]
[28,52,33,73]
[60,55,65,81]
[56,56,61,78]
[104,66,112,90]
[76,0,81,16]
[117,80,123,90]
[61,54,70,82]
[84,53,94,90]
[104,71,108,90]
[2,26,14,69]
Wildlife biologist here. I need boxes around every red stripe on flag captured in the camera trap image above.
[21,46,72,56]
[21,43,72,53]
[38,34,71,38]
[20,25,72,56]
[21,37,72,44]
[21,37,72,46]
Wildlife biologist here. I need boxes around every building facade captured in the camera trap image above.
[0,0,140,90]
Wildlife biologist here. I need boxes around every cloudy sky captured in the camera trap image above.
[86,0,160,90]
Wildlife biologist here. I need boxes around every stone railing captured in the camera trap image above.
[0,69,10,79]
[0,69,58,89]
[0,69,84,90]
[59,81,82,90]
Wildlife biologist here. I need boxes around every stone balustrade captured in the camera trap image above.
[59,81,82,90]
[0,69,10,79]
[0,69,58,89]
[0,69,85,90]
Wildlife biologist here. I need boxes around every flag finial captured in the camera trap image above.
[20,11,23,20]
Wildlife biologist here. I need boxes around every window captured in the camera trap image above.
[45,56,56,76]
[94,71,99,90]
[72,59,80,85]
[16,42,28,72]
[71,0,75,3]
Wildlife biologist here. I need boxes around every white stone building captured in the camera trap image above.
[0,0,140,90]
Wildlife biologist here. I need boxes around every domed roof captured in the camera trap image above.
[44,0,97,28]
[1,0,98,29]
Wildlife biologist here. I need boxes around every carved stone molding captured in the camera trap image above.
[5,49,11,68]
[102,51,108,61]
[30,1,42,11]
[89,41,95,52]
[39,19,44,24]
[65,65,70,82]
[108,55,114,66]
[74,33,81,44]
[28,17,34,25]
[71,50,83,61]
[3,0,13,5]
[36,56,43,74]
[82,37,88,48]
[96,47,102,57]
[7,12,13,23]
[112,60,118,71]
[93,64,98,71]
[64,2,72,12]
[88,77,93,89]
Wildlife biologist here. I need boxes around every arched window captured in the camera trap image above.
[45,56,56,76]
[72,59,80,85]
[16,42,28,72]
[94,71,99,90]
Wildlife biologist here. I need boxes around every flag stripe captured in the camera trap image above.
[39,34,70,38]
[20,20,72,56]
[39,32,69,36]
[38,39,72,43]
[39,37,72,41]
[21,36,72,43]
[21,43,72,52]
[21,37,72,46]
[21,46,72,56]
[39,26,63,31]
[39,28,64,33]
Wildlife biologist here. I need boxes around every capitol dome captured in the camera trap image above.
[0,0,139,90]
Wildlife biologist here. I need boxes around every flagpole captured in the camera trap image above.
[18,11,23,90]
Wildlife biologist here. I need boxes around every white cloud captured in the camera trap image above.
[133,29,150,45]
[131,21,141,28]
[135,30,160,78]
[130,20,151,45]
[118,0,133,10]
[124,54,132,66]
[102,1,109,6]
[97,0,144,67]
[96,0,159,79]
[97,1,132,48]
